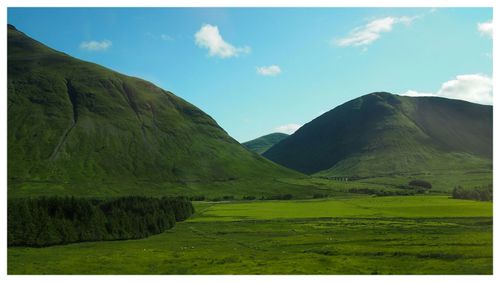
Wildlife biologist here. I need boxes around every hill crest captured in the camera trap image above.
[263,92,492,177]
[7,25,300,197]
[243,133,289,154]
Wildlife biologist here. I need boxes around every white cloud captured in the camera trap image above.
[401,74,492,105]
[275,123,302,135]
[334,16,417,47]
[256,65,281,76]
[194,24,250,58]
[401,90,436,98]
[478,20,493,38]
[79,40,112,51]
[397,16,417,26]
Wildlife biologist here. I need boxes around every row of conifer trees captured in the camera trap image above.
[8,196,194,247]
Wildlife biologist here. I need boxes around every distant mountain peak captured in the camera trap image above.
[243,133,289,155]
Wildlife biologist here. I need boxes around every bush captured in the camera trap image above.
[348,188,379,195]
[452,185,492,201]
[313,193,328,199]
[189,195,206,201]
[348,188,417,197]
[8,196,194,247]
[408,180,432,189]
[242,196,256,201]
[266,194,293,200]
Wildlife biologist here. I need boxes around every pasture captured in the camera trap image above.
[8,195,492,274]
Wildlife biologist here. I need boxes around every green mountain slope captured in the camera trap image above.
[243,133,289,154]
[263,92,492,177]
[7,25,302,197]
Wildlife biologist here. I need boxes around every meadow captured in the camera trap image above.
[8,195,492,274]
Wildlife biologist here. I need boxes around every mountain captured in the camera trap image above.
[243,133,289,154]
[7,25,302,197]
[263,92,492,177]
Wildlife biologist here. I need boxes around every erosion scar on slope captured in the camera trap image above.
[122,82,148,143]
[48,80,78,161]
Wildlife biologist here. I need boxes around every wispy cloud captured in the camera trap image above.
[401,74,492,105]
[79,40,112,51]
[160,34,173,41]
[275,123,302,135]
[334,16,417,47]
[145,32,174,41]
[478,20,493,38]
[256,65,281,76]
[194,24,250,58]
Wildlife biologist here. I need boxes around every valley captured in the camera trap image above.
[8,195,492,274]
[6,21,493,276]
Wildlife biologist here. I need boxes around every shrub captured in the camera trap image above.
[266,194,294,200]
[408,180,432,189]
[452,185,492,201]
[348,188,378,195]
[313,193,328,199]
[189,195,206,201]
[348,188,417,197]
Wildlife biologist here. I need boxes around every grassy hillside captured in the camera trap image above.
[264,92,492,178]
[243,133,288,154]
[7,25,302,197]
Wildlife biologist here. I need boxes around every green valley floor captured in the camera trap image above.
[8,195,492,274]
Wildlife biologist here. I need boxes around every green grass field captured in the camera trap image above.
[8,195,492,274]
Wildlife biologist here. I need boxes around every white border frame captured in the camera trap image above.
[0,1,496,281]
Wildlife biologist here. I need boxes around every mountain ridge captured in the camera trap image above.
[7,25,302,197]
[263,92,492,177]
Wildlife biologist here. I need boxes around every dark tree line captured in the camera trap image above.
[190,194,295,202]
[8,196,194,247]
[313,193,329,199]
[348,188,422,196]
[452,185,492,201]
[408,180,432,189]
[265,194,293,200]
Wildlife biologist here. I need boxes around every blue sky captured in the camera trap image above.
[8,8,493,142]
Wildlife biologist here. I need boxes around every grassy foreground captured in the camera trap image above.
[8,195,492,274]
